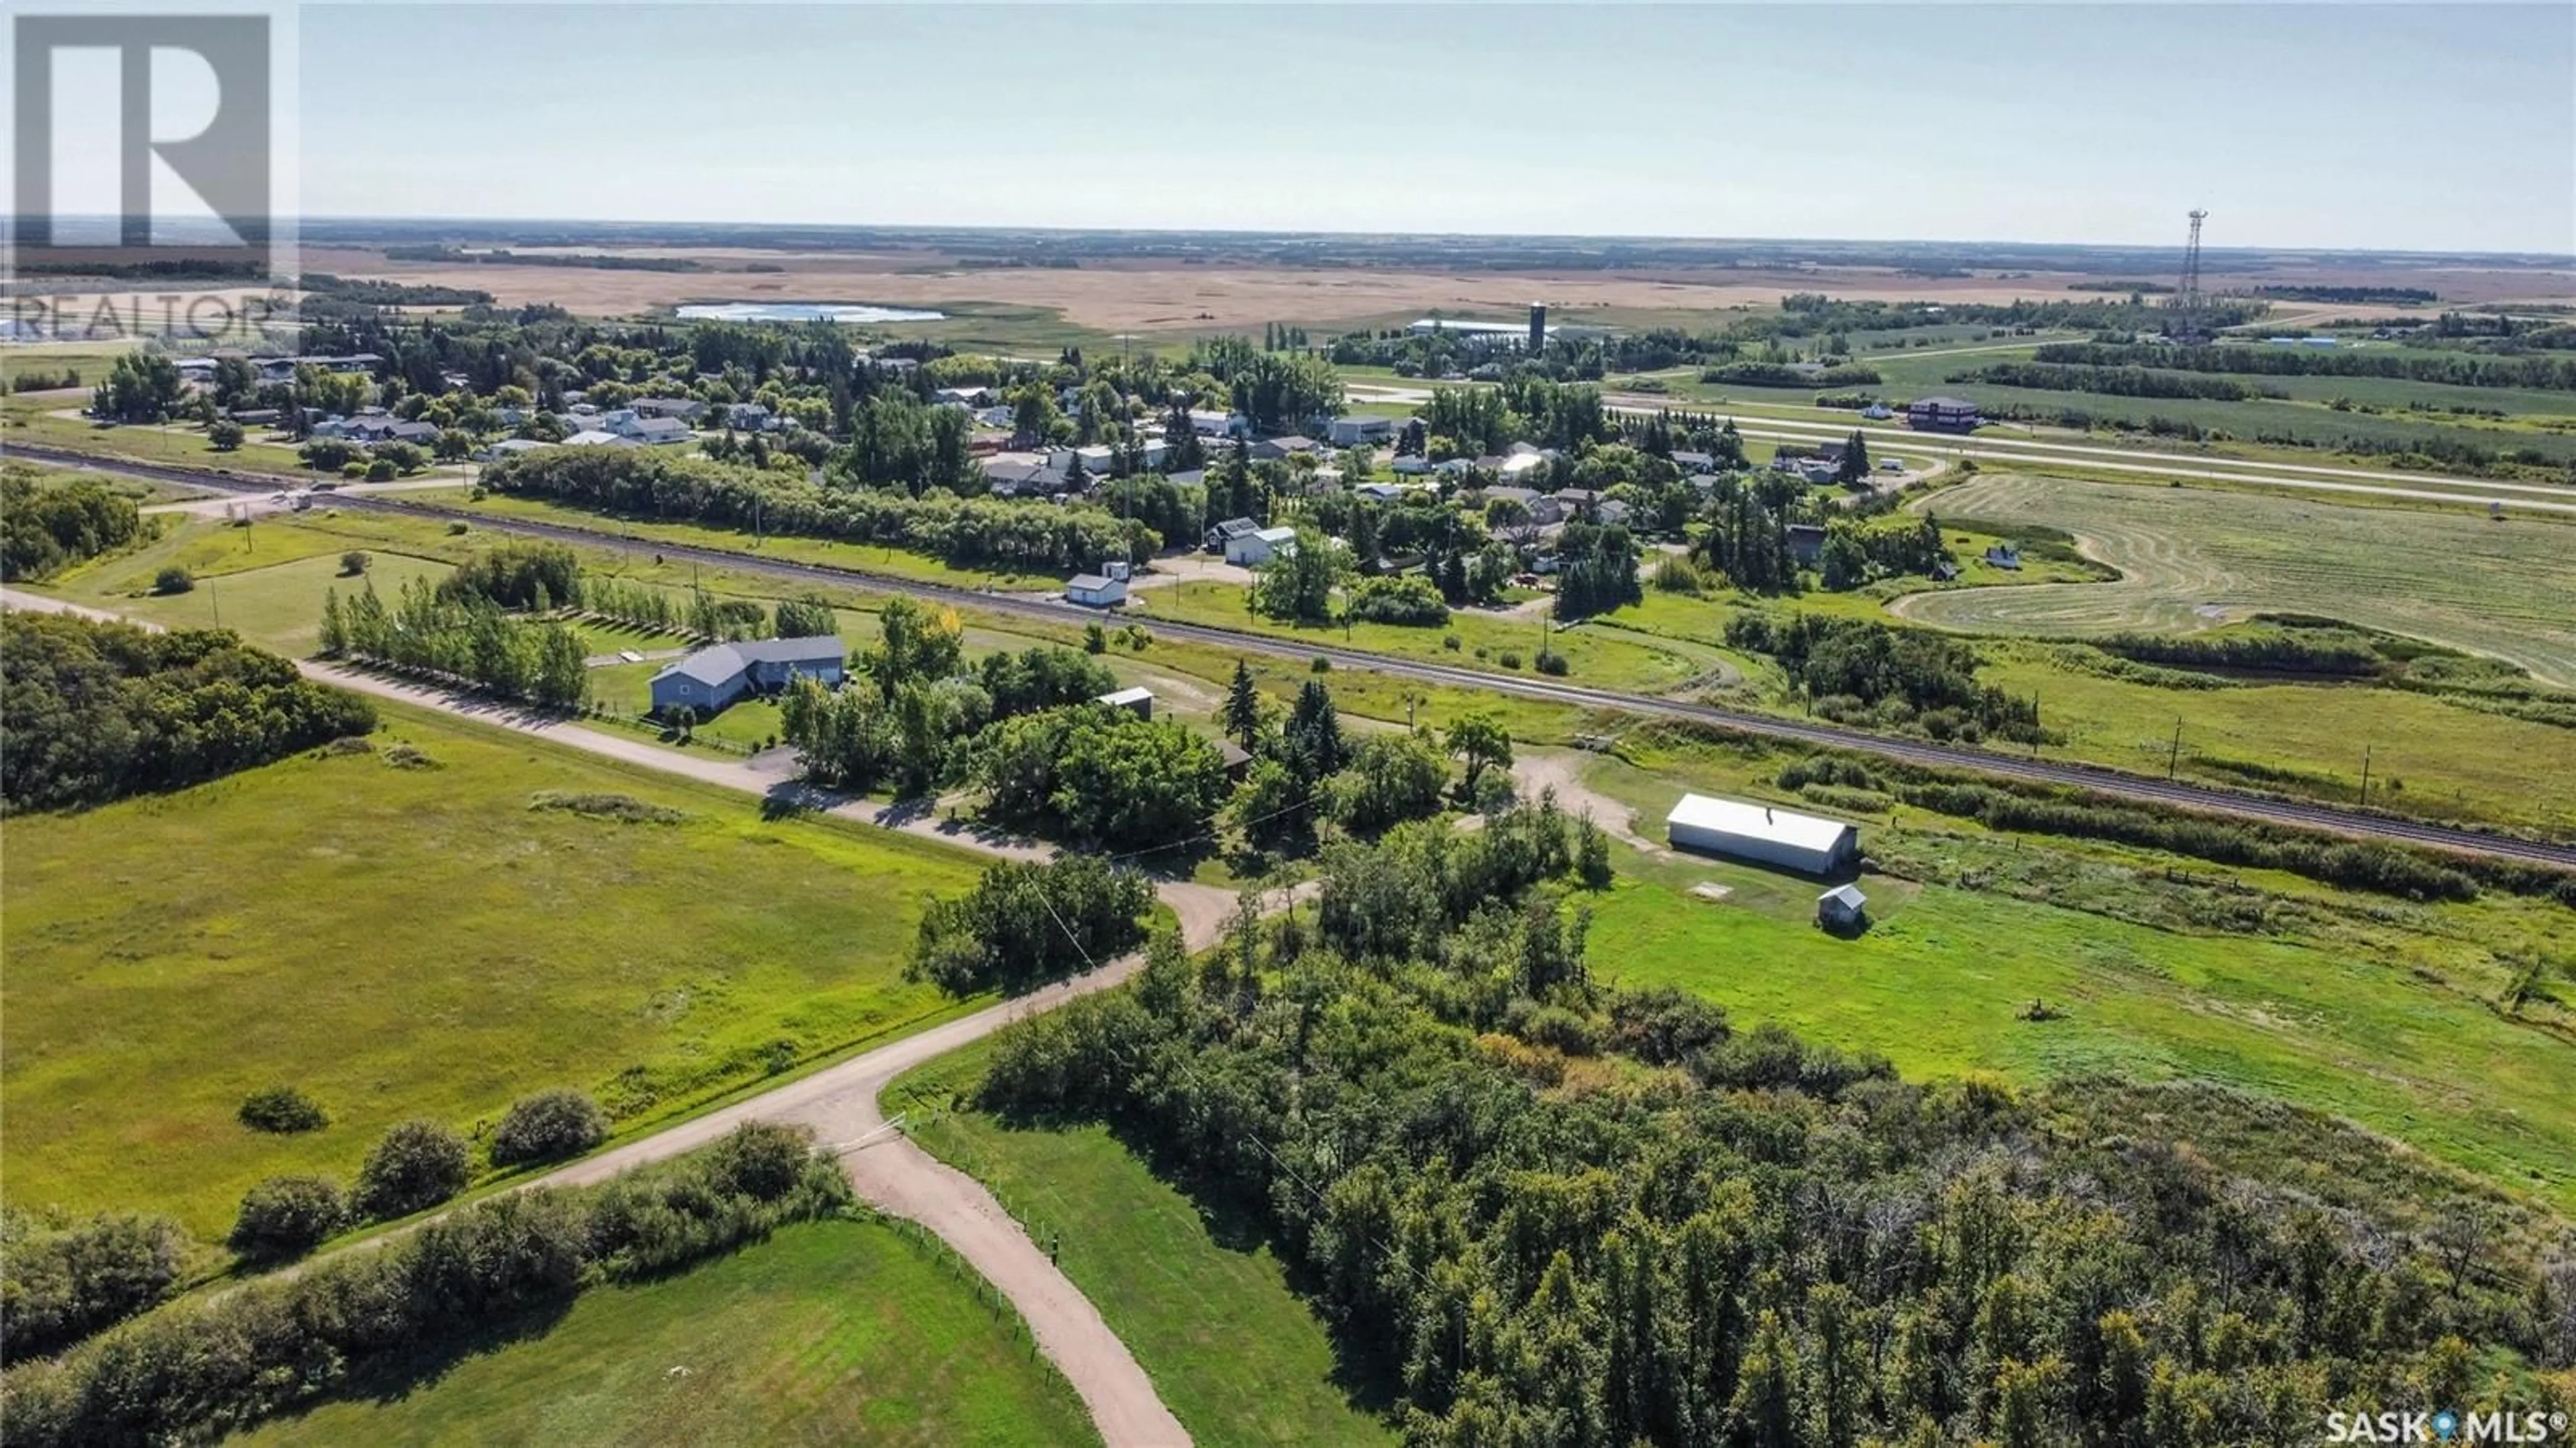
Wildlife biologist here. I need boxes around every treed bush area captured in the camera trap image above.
[0,1126,848,1447]
[2035,341,2576,391]
[0,1210,191,1363]
[0,614,377,813]
[910,855,1155,996]
[1,470,146,581]
[970,819,2576,1448]
[1725,611,2043,744]
[2088,625,2390,678]
[488,447,1156,570]
[489,1089,610,1167]
[1347,574,1451,627]
[974,708,1231,850]
[437,539,584,609]
[1701,360,1884,388]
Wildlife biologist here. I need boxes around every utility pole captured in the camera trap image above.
[2167,717,2183,780]
[2358,745,2372,806]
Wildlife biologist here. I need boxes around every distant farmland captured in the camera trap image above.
[1897,473,2576,686]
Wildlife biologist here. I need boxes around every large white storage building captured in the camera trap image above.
[1664,794,1859,875]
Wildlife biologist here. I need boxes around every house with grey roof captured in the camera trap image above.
[649,635,847,717]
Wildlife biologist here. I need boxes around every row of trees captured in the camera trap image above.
[910,856,1157,995]
[971,815,2571,1448]
[2036,341,2576,392]
[1,1126,846,1447]
[1,470,146,581]
[321,579,589,709]
[490,448,1152,571]
[1,615,377,813]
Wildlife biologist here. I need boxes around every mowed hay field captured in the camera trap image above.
[0,707,981,1239]
[234,1218,1100,1448]
[1895,472,2576,686]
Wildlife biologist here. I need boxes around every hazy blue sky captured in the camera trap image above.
[299,3,2575,254]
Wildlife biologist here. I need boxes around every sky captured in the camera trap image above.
[288,3,2574,254]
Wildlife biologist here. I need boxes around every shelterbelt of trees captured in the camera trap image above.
[1,470,148,582]
[0,614,376,813]
[2033,342,2576,391]
[488,448,1155,570]
[973,809,2576,1448]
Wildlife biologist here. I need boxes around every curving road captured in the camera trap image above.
[1,585,1202,1447]
[13,443,2571,867]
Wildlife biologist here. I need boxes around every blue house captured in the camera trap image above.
[649,635,846,716]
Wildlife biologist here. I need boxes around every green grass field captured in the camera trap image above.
[1898,472,2576,685]
[898,1043,1399,1448]
[235,1217,1101,1448]
[0,705,985,1239]
[1570,752,2576,1210]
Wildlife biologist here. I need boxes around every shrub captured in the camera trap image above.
[489,1089,609,1168]
[445,520,470,535]
[1534,649,1569,676]
[1443,633,1462,652]
[225,1176,347,1261]
[0,1210,189,1360]
[206,419,244,451]
[1652,555,1707,594]
[1498,650,1522,670]
[363,458,397,482]
[353,1119,472,1219]
[235,1084,327,1135]
[151,565,192,594]
[705,1121,813,1202]
[1346,574,1450,627]
[338,550,370,576]
[1310,654,1332,672]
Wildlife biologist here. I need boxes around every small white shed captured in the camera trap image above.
[1817,883,1868,930]
[1226,525,1298,568]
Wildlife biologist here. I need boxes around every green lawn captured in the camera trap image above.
[1574,757,2576,1210]
[235,1217,1101,1448]
[0,705,986,1240]
[898,1043,1400,1448]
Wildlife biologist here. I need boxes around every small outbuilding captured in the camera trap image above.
[1664,794,1860,875]
[1817,883,1868,931]
[1068,561,1132,608]
[1096,686,1155,719]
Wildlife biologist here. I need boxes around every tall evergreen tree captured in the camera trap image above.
[1222,660,1264,747]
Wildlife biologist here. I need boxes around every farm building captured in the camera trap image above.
[1906,397,1982,433]
[1664,794,1860,875]
[1095,686,1155,719]
[649,636,846,716]
[1326,415,1397,446]
[1817,884,1868,931]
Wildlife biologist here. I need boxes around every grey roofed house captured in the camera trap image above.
[625,416,694,444]
[1205,516,1260,550]
[631,397,707,420]
[984,456,1067,496]
[1786,523,1827,564]
[1670,450,1715,472]
[650,635,847,717]
[1252,435,1319,460]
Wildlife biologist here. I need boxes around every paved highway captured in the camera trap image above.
[15,442,2570,868]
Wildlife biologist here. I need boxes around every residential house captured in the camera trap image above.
[1786,523,1827,565]
[1984,543,2022,570]
[1226,525,1299,568]
[631,397,707,421]
[1860,403,1894,420]
[1188,409,1244,438]
[649,636,847,716]
[1204,517,1262,553]
[1391,454,1434,476]
[610,415,695,446]
[564,429,637,448]
[1906,397,1981,433]
[1481,485,1564,525]
[1252,435,1319,461]
[934,385,996,408]
[984,452,1067,497]
[479,437,555,462]
[1670,450,1715,473]
[1354,481,1407,503]
[724,403,775,431]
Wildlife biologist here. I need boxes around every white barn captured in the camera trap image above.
[1664,794,1859,875]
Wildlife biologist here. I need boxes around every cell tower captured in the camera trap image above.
[2174,208,2210,343]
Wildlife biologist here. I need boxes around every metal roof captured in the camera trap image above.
[1819,883,1867,909]
[1096,686,1155,707]
[1665,794,1854,855]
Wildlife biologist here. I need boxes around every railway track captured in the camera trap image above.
[17,441,2573,870]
